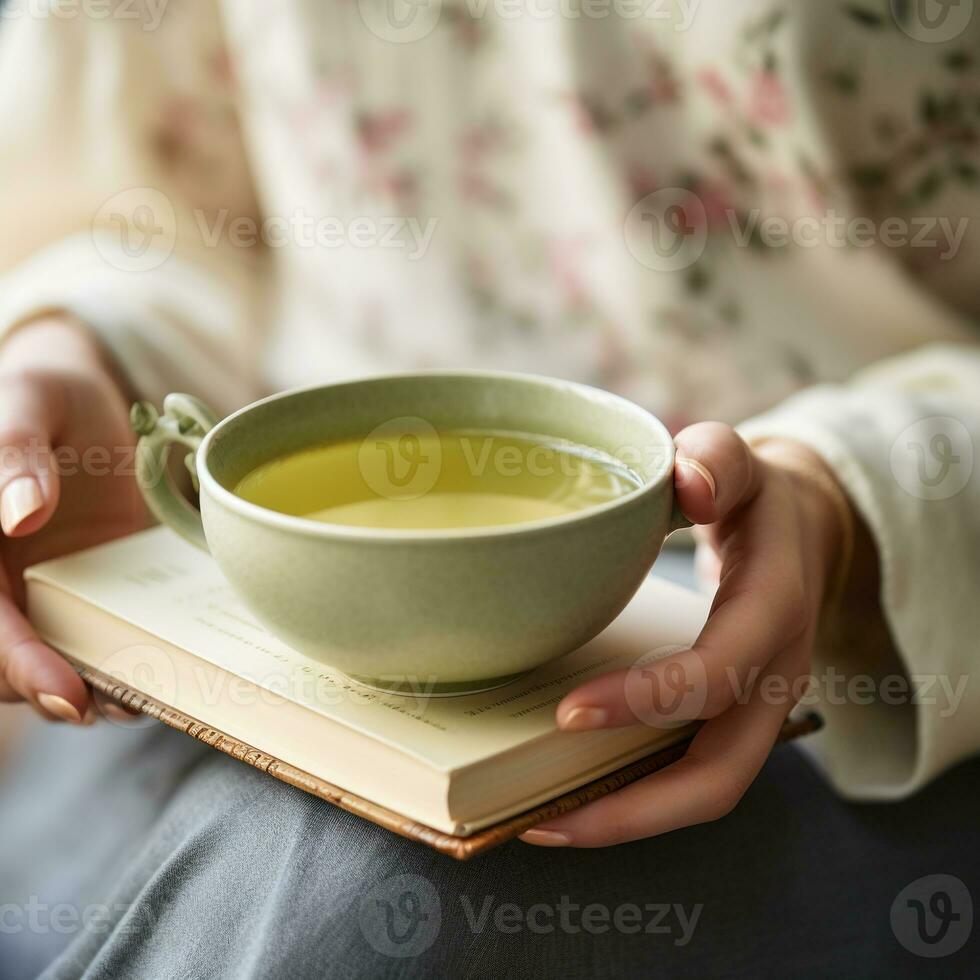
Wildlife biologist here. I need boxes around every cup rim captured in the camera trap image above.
[197,370,676,543]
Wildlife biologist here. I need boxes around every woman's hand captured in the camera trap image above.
[0,317,148,724]
[521,422,851,848]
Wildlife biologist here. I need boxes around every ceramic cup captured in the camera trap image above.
[131,372,689,695]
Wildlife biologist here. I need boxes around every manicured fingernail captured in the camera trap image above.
[0,477,43,535]
[559,706,608,732]
[37,693,83,724]
[675,457,716,500]
[520,829,572,847]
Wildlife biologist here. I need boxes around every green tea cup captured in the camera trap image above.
[131,372,689,695]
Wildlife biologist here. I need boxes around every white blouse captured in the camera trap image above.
[1,0,978,799]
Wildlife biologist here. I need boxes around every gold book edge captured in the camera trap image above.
[69,654,822,860]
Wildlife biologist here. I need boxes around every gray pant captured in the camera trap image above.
[1,712,978,980]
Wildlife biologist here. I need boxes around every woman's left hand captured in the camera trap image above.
[520,422,849,848]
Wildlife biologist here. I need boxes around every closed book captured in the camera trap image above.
[25,528,819,859]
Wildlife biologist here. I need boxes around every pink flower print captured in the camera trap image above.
[627,165,658,203]
[357,110,411,156]
[456,121,516,209]
[459,120,512,165]
[284,75,354,142]
[698,181,737,230]
[442,8,490,50]
[466,252,492,289]
[648,62,680,105]
[697,68,733,107]
[456,18,486,49]
[596,326,631,388]
[804,177,828,213]
[548,237,593,310]
[761,169,793,199]
[458,172,509,208]
[314,73,355,111]
[382,170,419,204]
[747,70,791,127]
[663,181,734,234]
[567,94,617,136]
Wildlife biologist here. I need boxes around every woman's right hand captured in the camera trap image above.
[0,316,149,724]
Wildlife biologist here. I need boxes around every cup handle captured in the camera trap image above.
[130,393,218,551]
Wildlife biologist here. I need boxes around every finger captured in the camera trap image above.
[0,565,88,721]
[557,482,808,729]
[685,478,809,714]
[524,646,803,848]
[694,541,722,590]
[673,422,760,527]
[0,374,65,537]
[91,688,143,722]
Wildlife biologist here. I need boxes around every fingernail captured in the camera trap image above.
[37,693,83,724]
[520,829,572,847]
[559,706,608,732]
[0,476,43,535]
[675,457,716,500]
[82,704,99,726]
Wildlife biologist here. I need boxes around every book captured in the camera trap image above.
[25,528,820,859]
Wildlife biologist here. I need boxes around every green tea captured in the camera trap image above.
[233,429,641,530]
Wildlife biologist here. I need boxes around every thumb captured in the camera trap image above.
[673,421,761,527]
[0,374,63,537]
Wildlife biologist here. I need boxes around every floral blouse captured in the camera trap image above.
[1,0,979,799]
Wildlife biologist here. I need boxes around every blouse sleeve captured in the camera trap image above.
[740,343,980,800]
[0,2,264,415]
